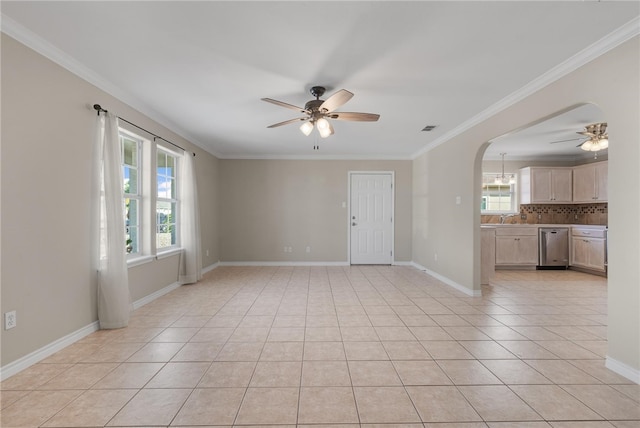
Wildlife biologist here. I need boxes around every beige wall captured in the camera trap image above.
[0,34,220,366]
[219,160,412,263]
[413,36,640,374]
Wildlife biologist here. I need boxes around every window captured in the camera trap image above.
[120,129,181,260]
[121,131,142,256]
[156,149,178,250]
[481,173,517,213]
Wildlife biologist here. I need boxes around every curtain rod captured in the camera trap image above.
[93,104,195,156]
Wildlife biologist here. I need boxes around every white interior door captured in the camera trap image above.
[350,173,393,264]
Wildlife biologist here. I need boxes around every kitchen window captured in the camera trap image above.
[481,172,517,213]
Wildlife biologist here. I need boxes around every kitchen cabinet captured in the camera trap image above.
[570,227,606,272]
[519,167,573,204]
[573,161,608,203]
[495,227,538,266]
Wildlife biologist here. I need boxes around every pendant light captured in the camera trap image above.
[495,153,515,185]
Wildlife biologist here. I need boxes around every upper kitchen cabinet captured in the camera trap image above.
[573,161,608,203]
[519,167,573,204]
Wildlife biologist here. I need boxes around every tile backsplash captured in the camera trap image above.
[482,203,607,226]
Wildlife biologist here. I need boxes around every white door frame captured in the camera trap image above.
[347,171,395,265]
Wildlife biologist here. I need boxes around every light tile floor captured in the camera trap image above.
[2,266,639,427]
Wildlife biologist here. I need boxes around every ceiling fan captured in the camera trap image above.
[549,122,609,152]
[261,86,380,138]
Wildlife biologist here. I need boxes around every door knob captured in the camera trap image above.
[352,222,357,226]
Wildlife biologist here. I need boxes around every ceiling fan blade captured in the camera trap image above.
[267,117,307,128]
[576,138,589,147]
[549,137,583,144]
[577,131,596,137]
[320,89,354,112]
[261,98,306,113]
[328,112,380,122]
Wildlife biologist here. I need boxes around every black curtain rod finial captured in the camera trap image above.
[93,104,107,115]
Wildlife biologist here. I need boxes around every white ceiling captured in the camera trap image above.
[484,103,607,161]
[2,1,638,159]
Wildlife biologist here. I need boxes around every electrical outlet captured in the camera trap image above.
[5,311,16,330]
[434,253,438,262]
[521,214,527,220]
[306,246,311,253]
[205,249,209,257]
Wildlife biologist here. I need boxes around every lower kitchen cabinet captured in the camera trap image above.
[570,227,606,272]
[495,227,539,266]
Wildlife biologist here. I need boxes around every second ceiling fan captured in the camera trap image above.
[262,86,380,138]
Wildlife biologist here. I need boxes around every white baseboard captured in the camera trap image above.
[132,281,181,310]
[219,261,350,267]
[2,280,185,381]
[0,321,99,381]
[202,261,220,274]
[410,262,482,297]
[392,261,413,266]
[606,356,640,384]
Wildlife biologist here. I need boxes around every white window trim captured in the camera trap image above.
[155,147,180,252]
[118,129,185,264]
[126,255,155,268]
[121,129,144,260]
[156,247,183,260]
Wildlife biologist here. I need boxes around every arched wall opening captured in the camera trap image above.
[412,36,639,382]
[473,102,608,285]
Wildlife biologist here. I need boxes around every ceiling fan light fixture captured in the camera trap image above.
[316,118,332,138]
[581,139,595,151]
[300,121,314,136]
[579,123,609,153]
[316,118,329,131]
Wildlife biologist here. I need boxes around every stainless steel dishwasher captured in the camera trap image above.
[539,227,569,268]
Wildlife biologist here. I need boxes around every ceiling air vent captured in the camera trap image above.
[421,125,437,132]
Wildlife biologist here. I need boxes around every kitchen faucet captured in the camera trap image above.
[500,213,517,224]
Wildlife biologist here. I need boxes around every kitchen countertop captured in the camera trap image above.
[481,224,607,229]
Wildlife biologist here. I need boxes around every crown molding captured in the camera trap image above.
[216,153,413,161]
[1,14,220,158]
[411,16,640,160]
